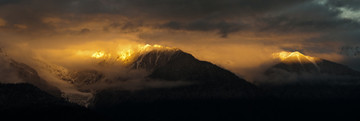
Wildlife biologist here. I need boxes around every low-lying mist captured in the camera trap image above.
[0,40,195,105]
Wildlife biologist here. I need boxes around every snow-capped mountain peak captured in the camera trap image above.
[273,51,321,71]
[89,44,178,66]
[267,51,360,76]
[273,51,320,64]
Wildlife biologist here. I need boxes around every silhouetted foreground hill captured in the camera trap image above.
[3,83,357,121]
[0,84,106,121]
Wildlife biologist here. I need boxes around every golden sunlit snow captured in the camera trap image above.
[91,51,106,59]
[89,44,173,64]
[273,51,321,64]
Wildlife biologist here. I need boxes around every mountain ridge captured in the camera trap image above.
[93,49,263,107]
[268,51,360,76]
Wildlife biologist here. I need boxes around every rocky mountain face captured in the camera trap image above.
[33,60,106,88]
[132,49,249,83]
[93,49,263,107]
[10,60,63,96]
[131,48,181,70]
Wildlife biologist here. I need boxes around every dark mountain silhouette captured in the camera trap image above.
[262,51,360,99]
[94,49,262,107]
[266,59,360,76]
[266,51,360,76]
[133,49,255,83]
[92,49,269,121]
[93,50,360,121]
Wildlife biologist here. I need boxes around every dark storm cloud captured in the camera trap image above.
[0,0,20,5]
[325,0,360,9]
[48,0,306,19]
[160,21,244,37]
[258,1,358,32]
[0,0,66,32]
[0,0,360,39]
[114,0,307,19]
[104,22,143,33]
[0,0,306,33]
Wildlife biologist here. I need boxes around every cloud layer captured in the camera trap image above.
[0,0,359,79]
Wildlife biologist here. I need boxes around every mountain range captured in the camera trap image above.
[1,48,360,121]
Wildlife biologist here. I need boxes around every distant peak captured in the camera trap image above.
[272,51,322,71]
[273,51,321,64]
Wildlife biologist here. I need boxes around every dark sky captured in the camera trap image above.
[0,0,360,75]
[0,0,359,37]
